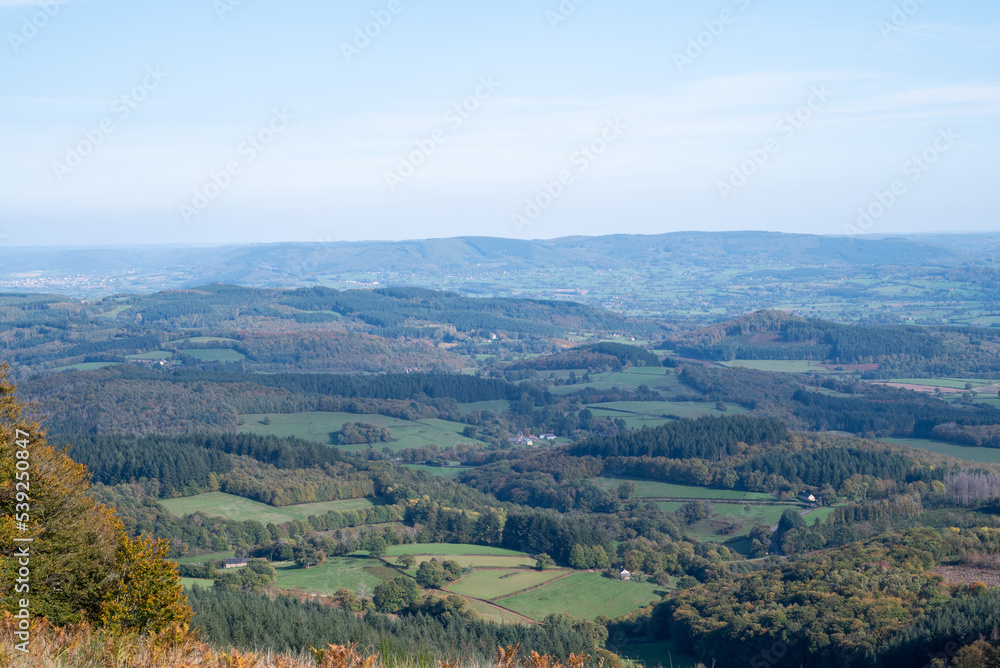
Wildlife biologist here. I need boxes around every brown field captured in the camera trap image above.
[872,382,962,394]
[935,565,1000,588]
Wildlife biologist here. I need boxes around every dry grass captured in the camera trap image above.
[0,615,600,668]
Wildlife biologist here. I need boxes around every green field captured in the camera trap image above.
[126,350,173,360]
[548,368,688,396]
[415,555,536,569]
[160,492,375,524]
[172,551,236,565]
[462,597,531,625]
[179,577,215,590]
[721,360,842,374]
[683,504,794,546]
[502,572,665,621]
[273,556,393,595]
[457,400,510,414]
[239,412,484,452]
[880,437,1000,465]
[588,400,745,422]
[888,378,995,389]
[183,348,246,362]
[386,544,529,557]
[53,361,118,372]
[593,477,773,500]
[446,570,568,600]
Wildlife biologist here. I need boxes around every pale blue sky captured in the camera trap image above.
[2,0,997,245]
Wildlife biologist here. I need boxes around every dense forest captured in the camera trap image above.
[11,285,1000,667]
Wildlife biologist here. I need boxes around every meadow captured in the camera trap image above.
[239,411,482,452]
[273,556,392,595]
[592,477,774,500]
[385,544,536,570]
[720,360,840,374]
[179,577,215,590]
[547,367,688,396]
[385,544,529,557]
[446,570,568,600]
[502,572,665,622]
[172,551,236,565]
[880,437,1000,465]
[183,348,246,362]
[683,504,795,546]
[461,597,532,625]
[160,492,375,524]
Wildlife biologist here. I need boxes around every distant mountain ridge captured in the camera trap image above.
[0,231,978,288]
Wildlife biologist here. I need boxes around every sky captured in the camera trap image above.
[1,0,997,246]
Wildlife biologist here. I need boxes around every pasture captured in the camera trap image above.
[721,360,837,374]
[683,504,795,546]
[457,400,510,414]
[179,578,215,590]
[385,544,535,569]
[126,350,173,360]
[880,437,1000,465]
[592,477,774,500]
[386,544,528,557]
[461,598,531,625]
[160,492,375,524]
[273,556,392,595]
[446,570,568,600]
[172,551,236,565]
[502,572,665,622]
[182,348,246,362]
[239,411,483,452]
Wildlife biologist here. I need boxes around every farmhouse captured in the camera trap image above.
[620,569,631,581]
[799,492,817,503]
[224,558,251,569]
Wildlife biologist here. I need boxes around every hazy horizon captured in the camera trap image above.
[3,1,997,246]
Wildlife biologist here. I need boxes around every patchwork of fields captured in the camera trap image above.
[502,572,665,622]
[160,492,375,524]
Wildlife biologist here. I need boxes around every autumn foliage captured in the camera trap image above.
[0,367,191,634]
